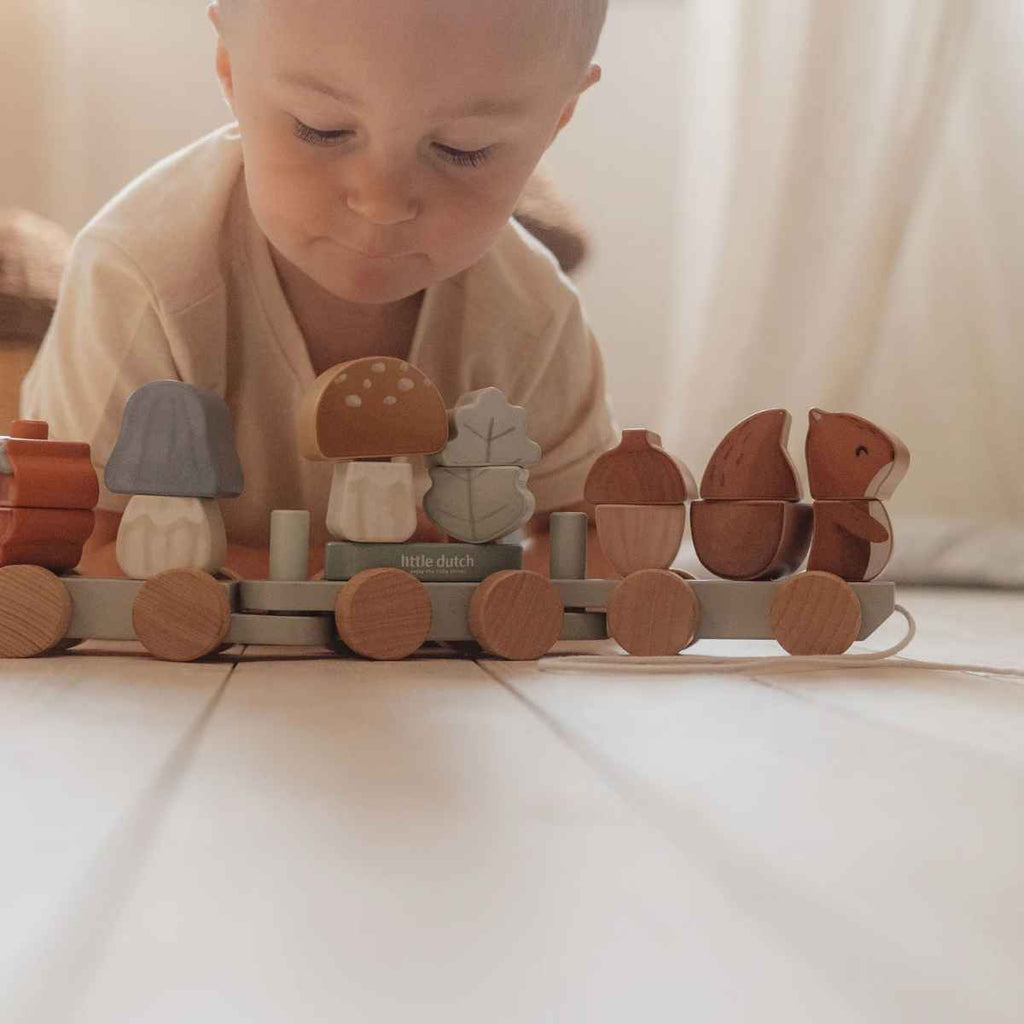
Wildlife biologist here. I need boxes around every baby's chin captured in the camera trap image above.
[309,245,435,305]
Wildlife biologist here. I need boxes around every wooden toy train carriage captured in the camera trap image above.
[0,360,908,663]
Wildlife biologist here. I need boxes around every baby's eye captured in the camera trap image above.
[433,143,494,169]
[292,118,493,169]
[293,119,353,147]
[855,445,869,457]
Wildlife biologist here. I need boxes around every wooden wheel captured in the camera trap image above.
[770,570,861,655]
[469,570,564,661]
[132,568,232,662]
[0,565,72,658]
[335,568,432,660]
[606,569,700,656]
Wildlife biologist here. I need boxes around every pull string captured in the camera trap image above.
[538,606,1024,681]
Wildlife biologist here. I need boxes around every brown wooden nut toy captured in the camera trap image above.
[584,430,697,577]
[691,409,812,580]
[805,409,910,581]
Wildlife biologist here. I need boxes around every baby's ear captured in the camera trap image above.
[212,36,237,113]
[551,64,602,141]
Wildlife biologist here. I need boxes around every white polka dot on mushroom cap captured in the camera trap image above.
[338,373,347,382]
[399,362,409,372]
[345,395,362,408]
[383,396,397,406]
[363,379,372,389]
[371,362,387,373]
[397,378,415,392]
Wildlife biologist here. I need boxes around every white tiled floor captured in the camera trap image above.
[1,587,1021,1023]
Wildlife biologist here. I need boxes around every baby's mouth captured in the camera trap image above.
[337,240,407,261]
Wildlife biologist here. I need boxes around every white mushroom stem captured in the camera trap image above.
[116,495,227,579]
[326,460,417,543]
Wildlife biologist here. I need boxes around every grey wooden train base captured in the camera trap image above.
[324,541,522,582]
[59,574,894,649]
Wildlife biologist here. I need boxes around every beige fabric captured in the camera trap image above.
[20,123,618,548]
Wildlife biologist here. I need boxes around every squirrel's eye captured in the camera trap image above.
[855,445,869,457]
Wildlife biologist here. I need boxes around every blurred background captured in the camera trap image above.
[2,0,1022,583]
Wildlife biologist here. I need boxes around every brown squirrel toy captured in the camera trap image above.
[691,409,813,580]
[804,409,910,581]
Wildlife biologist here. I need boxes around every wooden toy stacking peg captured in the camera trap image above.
[804,409,910,581]
[584,429,696,576]
[105,381,244,579]
[269,510,311,581]
[298,357,449,543]
[424,387,540,544]
[549,511,589,581]
[691,409,813,580]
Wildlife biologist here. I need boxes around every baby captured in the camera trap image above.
[20,0,618,579]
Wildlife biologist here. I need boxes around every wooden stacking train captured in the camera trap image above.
[0,357,908,663]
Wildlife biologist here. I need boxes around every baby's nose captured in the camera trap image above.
[344,160,419,226]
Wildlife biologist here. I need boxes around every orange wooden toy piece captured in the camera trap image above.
[0,420,98,571]
[298,357,449,462]
[805,409,910,581]
[585,429,696,577]
[691,410,812,580]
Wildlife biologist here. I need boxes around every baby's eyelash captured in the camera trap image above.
[293,121,351,147]
[433,143,493,169]
[291,119,493,169]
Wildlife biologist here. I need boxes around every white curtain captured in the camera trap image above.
[664,0,1023,585]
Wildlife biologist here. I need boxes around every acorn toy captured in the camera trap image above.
[105,381,244,579]
[804,409,910,581]
[690,409,813,580]
[584,429,697,577]
[298,357,449,543]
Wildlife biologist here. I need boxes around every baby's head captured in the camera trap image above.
[208,0,607,308]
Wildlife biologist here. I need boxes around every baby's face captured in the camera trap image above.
[211,0,598,307]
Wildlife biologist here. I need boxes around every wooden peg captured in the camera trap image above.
[770,571,861,655]
[335,568,433,660]
[269,510,311,581]
[0,564,72,657]
[549,511,589,580]
[691,500,812,580]
[468,570,563,660]
[298,357,449,462]
[584,429,697,505]
[606,569,699,656]
[700,409,802,500]
[594,504,687,576]
[807,500,894,582]
[805,409,910,500]
[131,568,232,662]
